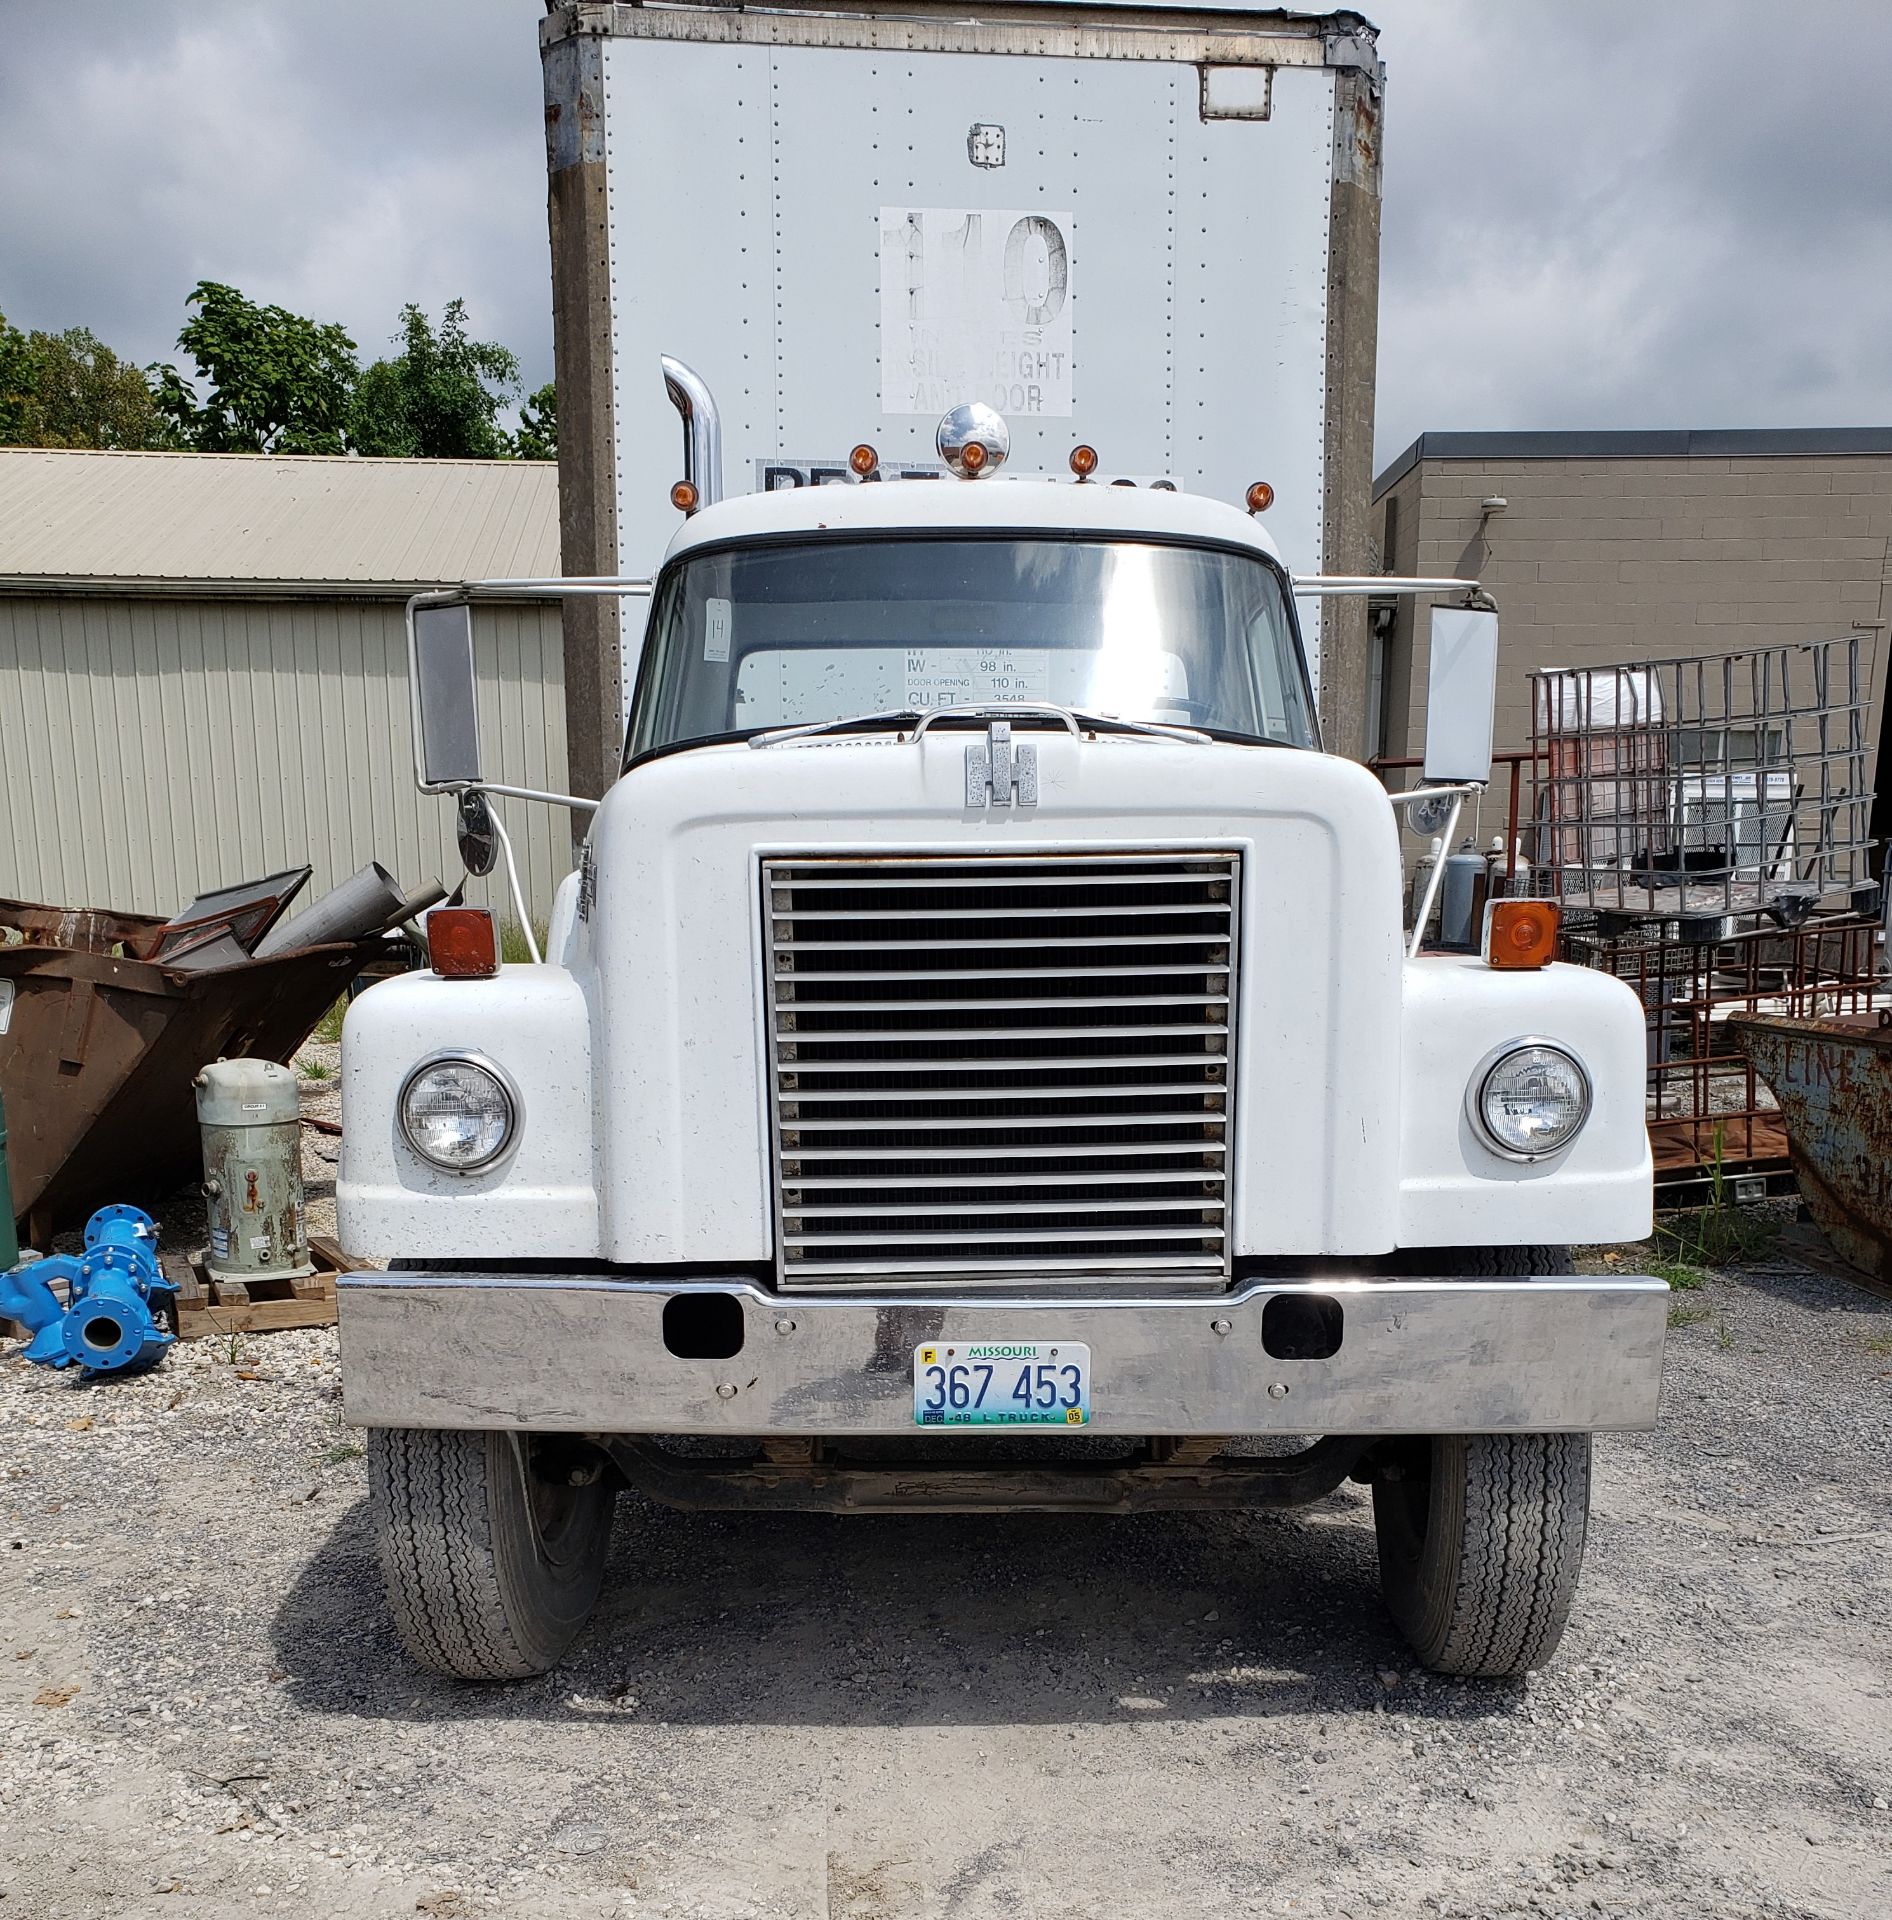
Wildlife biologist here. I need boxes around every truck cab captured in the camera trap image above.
[337,400,1663,1684]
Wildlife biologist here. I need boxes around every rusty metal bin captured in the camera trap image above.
[1,897,378,1243]
[1730,1009,1892,1289]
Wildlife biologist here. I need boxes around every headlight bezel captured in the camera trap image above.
[397,1051,521,1175]
[1466,1037,1592,1163]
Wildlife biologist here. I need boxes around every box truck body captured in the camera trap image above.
[539,0,1385,779]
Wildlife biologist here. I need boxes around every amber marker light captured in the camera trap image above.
[1485,898,1560,971]
[960,440,989,474]
[1245,481,1276,514]
[429,906,500,979]
[670,479,699,514]
[1069,444,1099,479]
[849,443,880,477]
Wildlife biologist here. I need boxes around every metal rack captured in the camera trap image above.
[1564,909,1884,1194]
[1529,638,1877,923]
[1523,637,1883,1192]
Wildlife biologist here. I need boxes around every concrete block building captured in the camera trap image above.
[1370,429,1892,859]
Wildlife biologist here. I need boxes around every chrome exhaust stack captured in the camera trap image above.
[661,355,723,508]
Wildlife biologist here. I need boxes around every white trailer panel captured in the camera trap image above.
[541,2,1384,784]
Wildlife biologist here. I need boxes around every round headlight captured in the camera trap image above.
[1471,1042,1591,1161]
[398,1056,517,1172]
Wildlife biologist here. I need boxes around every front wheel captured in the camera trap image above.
[368,1428,615,1680]
[1372,1430,1591,1676]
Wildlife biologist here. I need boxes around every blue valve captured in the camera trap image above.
[0,1205,177,1378]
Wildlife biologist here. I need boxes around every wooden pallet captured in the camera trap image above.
[173,1233,354,1338]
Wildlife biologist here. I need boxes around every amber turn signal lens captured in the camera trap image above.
[1245,481,1275,514]
[670,479,699,513]
[1069,444,1099,478]
[849,443,879,476]
[429,905,501,979]
[960,441,988,474]
[1485,898,1560,971]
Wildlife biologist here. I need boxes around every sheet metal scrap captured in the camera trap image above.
[1729,1010,1892,1288]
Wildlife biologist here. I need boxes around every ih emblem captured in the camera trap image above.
[965,719,1037,809]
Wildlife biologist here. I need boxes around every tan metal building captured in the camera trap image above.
[0,449,571,927]
[1370,430,1891,846]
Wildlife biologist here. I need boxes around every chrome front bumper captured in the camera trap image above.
[338,1271,1669,1436]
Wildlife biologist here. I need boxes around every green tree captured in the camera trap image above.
[513,380,556,460]
[349,299,520,459]
[0,311,169,449]
[151,280,357,454]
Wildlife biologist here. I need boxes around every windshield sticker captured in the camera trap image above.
[703,597,732,663]
[904,646,1051,710]
[880,207,1075,418]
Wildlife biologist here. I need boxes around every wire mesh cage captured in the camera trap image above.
[1529,638,1878,919]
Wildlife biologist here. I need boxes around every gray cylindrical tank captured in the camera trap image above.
[1438,837,1488,952]
[195,1059,313,1285]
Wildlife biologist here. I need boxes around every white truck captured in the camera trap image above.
[335,0,1663,1684]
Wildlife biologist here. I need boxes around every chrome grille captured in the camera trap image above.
[764,852,1240,1288]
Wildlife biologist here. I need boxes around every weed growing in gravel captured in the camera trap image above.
[1654,1130,1778,1275]
[313,996,348,1044]
[1651,1258,1709,1291]
[324,1442,364,1465]
[1668,1300,1713,1329]
[1716,1318,1733,1350]
[298,1059,333,1081]
[1865,1334,1892,1356]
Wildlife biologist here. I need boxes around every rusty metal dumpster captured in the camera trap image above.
[0,897,375,1243]
[1728,1010,1892,1288]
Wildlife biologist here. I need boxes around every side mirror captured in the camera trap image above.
[1422,605,1499,785]
[411,601,482,791]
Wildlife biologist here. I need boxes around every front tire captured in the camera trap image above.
[1371,1244,1589,1677]
[368,1428,614,1680]
[1373,1431,1592,1677]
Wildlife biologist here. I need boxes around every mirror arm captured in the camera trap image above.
[1405,789,1467,960]
[482,800,541,964]
[405,579,651,808]
[1386,780,1483,811]
[1290,576,1494,605]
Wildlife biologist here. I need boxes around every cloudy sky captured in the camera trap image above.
[4,0,1889,471]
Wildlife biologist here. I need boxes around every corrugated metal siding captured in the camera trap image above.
[0,595,572,929]
[0,449,559,588]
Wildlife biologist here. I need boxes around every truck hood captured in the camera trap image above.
[571,732,1405,1265]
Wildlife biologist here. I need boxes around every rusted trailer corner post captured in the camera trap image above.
[0,1088,17,1270]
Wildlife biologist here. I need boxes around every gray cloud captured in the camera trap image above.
[4,1,1887,466]
[1369,0,1892,464]
[0,2,551,392]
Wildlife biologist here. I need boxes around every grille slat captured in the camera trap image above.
[765,852,1240,1289]
[770,903,1227,921]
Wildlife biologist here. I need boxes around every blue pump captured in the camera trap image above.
[0,1205,177,1377]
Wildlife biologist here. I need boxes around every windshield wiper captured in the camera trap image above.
[748,699,1209,750]
[745,708,926,748]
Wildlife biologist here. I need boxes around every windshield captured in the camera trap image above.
[625,534,1314,761]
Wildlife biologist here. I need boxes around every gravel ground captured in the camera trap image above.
[3,1230,1888,1920]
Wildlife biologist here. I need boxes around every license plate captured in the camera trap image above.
[912,1341,1091,1428]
